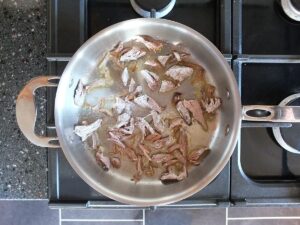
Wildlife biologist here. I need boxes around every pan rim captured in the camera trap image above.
[54,18,242,206]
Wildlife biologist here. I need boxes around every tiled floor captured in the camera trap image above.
[0,200,58,225]
[1,200,300,225]
[227,207,300,225]
[145,208,225,225]
[61,208,143,225]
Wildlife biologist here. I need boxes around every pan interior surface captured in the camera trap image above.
[55,18,241,206]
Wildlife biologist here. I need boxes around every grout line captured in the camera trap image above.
[143,209,145,225]
[61,219,144,222]
[147,207,215,210]
[59,209,61,225]
[225,207,228,225]
[228,217,300,221]
[61,222,141,224]
[61,222,141,223]
[0,199,46,201]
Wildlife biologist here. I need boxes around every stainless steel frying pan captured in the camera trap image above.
[16,19,300,206]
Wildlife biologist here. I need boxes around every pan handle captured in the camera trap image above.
[16,76,60,148]
[242,105,300,123]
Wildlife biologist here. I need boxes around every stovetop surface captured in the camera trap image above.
[47,0,300,207]
[241,63,300,181]
[239,0,300,55]
[88,0,219,47]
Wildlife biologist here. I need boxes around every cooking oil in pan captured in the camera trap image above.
[78,36,220,184]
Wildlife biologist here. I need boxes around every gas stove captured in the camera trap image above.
[46,0,300,208]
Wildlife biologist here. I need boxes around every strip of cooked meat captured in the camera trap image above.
[119,117,135,135]
[152,136,175,149]
[179,128,188,158]
[95,150,110,171]
[160,165,187,182]
[123,147,138,161]
[110,42,130,59]
[160,171,178,181]
[121,67,129,86]
[128,78,136,92]
[74,80,86,106]
[114,97,126,114]
[120,47,146,62]
[126,85,142,101]
[91,132,100,149]
[140,69,159,91]
[114,97,134,115]
[108,129,125,140]
[131,156,143,183]
[173,51,181,61]
[165,65,193,82]
[167,143,181,153]
[159,80,176,93]
[176,101,192,125]
[173,150,186,164]
[74,119,102,141]
[151,153,174,164]
[134,95,162,113]
[134,35,163,52]
[139,144,152,161]
[183,99,205,128]
[108,131,126,148]
[169,117,184,129]
[136,117,155,139]
[115,113,131,128]
[162,159,178,168]
[157,55,171,66]
[201,97,221,113]
[150,110,165,133]
[172,51,189,62]
[144,59,159,67]
[172,92,182,105]
[145,132,162,141]
[110,156,121,168]
[188,147,210,165]
[110,42,124,56]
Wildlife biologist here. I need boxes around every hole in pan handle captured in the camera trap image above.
[242,105,300,123]
[272,93,300,154]
[16,76,60,148]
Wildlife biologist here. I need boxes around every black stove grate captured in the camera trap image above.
[233,0,300,55]
[231,56,300,206]
[47,0,300,208]
[47,0,232,207]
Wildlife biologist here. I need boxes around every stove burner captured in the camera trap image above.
[273,93,300,154]
[281,0,300,21]
[130,0,176,18]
